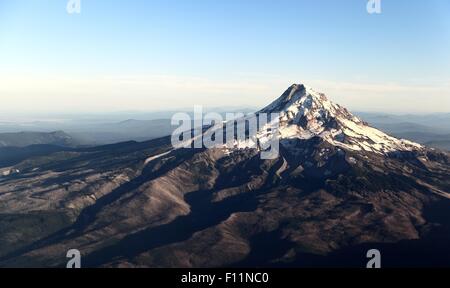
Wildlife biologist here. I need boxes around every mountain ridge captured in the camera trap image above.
[258,84,423,155]
[0,131,77,148]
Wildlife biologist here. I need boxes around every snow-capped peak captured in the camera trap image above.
[260,84,423,154]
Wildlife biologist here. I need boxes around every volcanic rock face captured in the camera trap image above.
[262,84,422,154]
[0,84,449,268]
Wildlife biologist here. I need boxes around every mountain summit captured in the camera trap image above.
[260,83,422,154]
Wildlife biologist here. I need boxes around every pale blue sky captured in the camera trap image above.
[0,0,449,113]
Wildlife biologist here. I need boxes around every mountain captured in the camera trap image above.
[0,145,73,169]
[260,84,422,154]
[0,131,77,148]
[0,131,77,169]
[0,84,449,267]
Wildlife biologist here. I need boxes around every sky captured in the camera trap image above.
[0,0,449,114]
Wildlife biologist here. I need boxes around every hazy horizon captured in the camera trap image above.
[1,106,450,122]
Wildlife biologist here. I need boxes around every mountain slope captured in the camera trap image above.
[0,131,77,148]
[261,84,422,154]
[0,84,449,268]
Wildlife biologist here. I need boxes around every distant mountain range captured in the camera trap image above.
[1,110,449,152]
[0,131,76,148]
[0,108,255,146]
[0,84,449,268]
[0,131,77,168]
[356,113,450,151]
